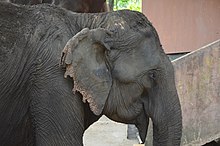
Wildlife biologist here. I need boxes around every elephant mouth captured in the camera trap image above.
[132,91,151,143]
[133,103,149,143]
[103,81,150,143]
[104,101,149,143]
[104,99,143,123]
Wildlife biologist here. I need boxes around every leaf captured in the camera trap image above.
[113,0,142,12]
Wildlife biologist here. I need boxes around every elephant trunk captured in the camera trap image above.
[153,90,182,146]
[145,75,182,145]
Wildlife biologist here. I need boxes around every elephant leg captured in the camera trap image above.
[215,138,220,144]
[30,74,84,145]
[127,124,139,140]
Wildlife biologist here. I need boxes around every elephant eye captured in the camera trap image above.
[149,72,156,79]
[148,70,157,80]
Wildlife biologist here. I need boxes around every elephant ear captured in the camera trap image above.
[61,28,112,115]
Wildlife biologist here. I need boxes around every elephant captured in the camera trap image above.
[8,0,108,13]
[203,140,220,146]
[0,2,182,146]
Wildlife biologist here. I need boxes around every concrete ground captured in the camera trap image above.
[83,116,140,146]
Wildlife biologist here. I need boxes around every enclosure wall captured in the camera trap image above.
[142,0,220,54]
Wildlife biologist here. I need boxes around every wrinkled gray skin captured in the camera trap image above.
[0,2,182,146]
[8,0,107,13]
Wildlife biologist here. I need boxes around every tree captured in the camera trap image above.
[108,0,114,11]
[107,0,141,12]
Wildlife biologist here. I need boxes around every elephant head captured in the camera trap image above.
[61,11,182,146]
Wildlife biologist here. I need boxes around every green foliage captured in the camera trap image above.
[114,0,142,12]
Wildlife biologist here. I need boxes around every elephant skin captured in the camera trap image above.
[0,2,182,146]
[7,0,108,13]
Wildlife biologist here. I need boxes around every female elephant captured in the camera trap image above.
[0,2,182,146]
[8,0,108,13]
